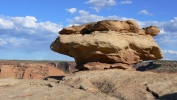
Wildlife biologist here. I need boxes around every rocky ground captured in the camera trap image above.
[0,60,177,100]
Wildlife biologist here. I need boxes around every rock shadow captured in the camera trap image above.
[136,62,161,71]
[56,62,77,73]
[57,62,70,73]
[158,93,177,100]
[44,76,65,80]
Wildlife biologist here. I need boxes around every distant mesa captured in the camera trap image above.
[50,20,163,70]
[0,61,66,79]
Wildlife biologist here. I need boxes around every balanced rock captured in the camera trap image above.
[51,20,163,70]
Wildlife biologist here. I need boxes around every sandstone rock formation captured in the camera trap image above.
[0,61,66,79]
[51,20,163,70]
[0,70,177,100]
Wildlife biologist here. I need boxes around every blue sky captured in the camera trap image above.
[0,0,177,61]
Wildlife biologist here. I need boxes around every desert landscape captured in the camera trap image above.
[0,19,177,100]
[0,60,177,100]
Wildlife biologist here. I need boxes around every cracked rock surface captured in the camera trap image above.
[1,70,177,100]
[60,69,177,100]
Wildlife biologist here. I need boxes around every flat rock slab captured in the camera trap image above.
[60,70,177,100]
[0,79,118,100]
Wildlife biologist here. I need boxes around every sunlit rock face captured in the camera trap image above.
[51,20,163,70]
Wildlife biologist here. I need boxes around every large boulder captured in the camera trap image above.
[51,20,163,70]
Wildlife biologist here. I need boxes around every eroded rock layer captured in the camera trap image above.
[0,61,66,79]
[51,20,163,70]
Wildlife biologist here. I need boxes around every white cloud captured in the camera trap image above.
[89,7,100,12]
[85,0,116,12]
[159,28,168,35]
[7,37,29,48]
[38,21,61,33]
[0,16,63,52]
[0,16,62,37]
[78,10,90,16]
[11,16,37,28]
[66,8,77,14]
[163,50,177,55]
[0,37,7,46]
[0,17,14,29]
[138,10,153,16]
[161,17,177,33]
[120,0,132,4]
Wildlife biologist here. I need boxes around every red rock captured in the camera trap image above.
[0,61,66,79]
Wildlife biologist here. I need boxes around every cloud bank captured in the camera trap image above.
[0,16,62,53]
